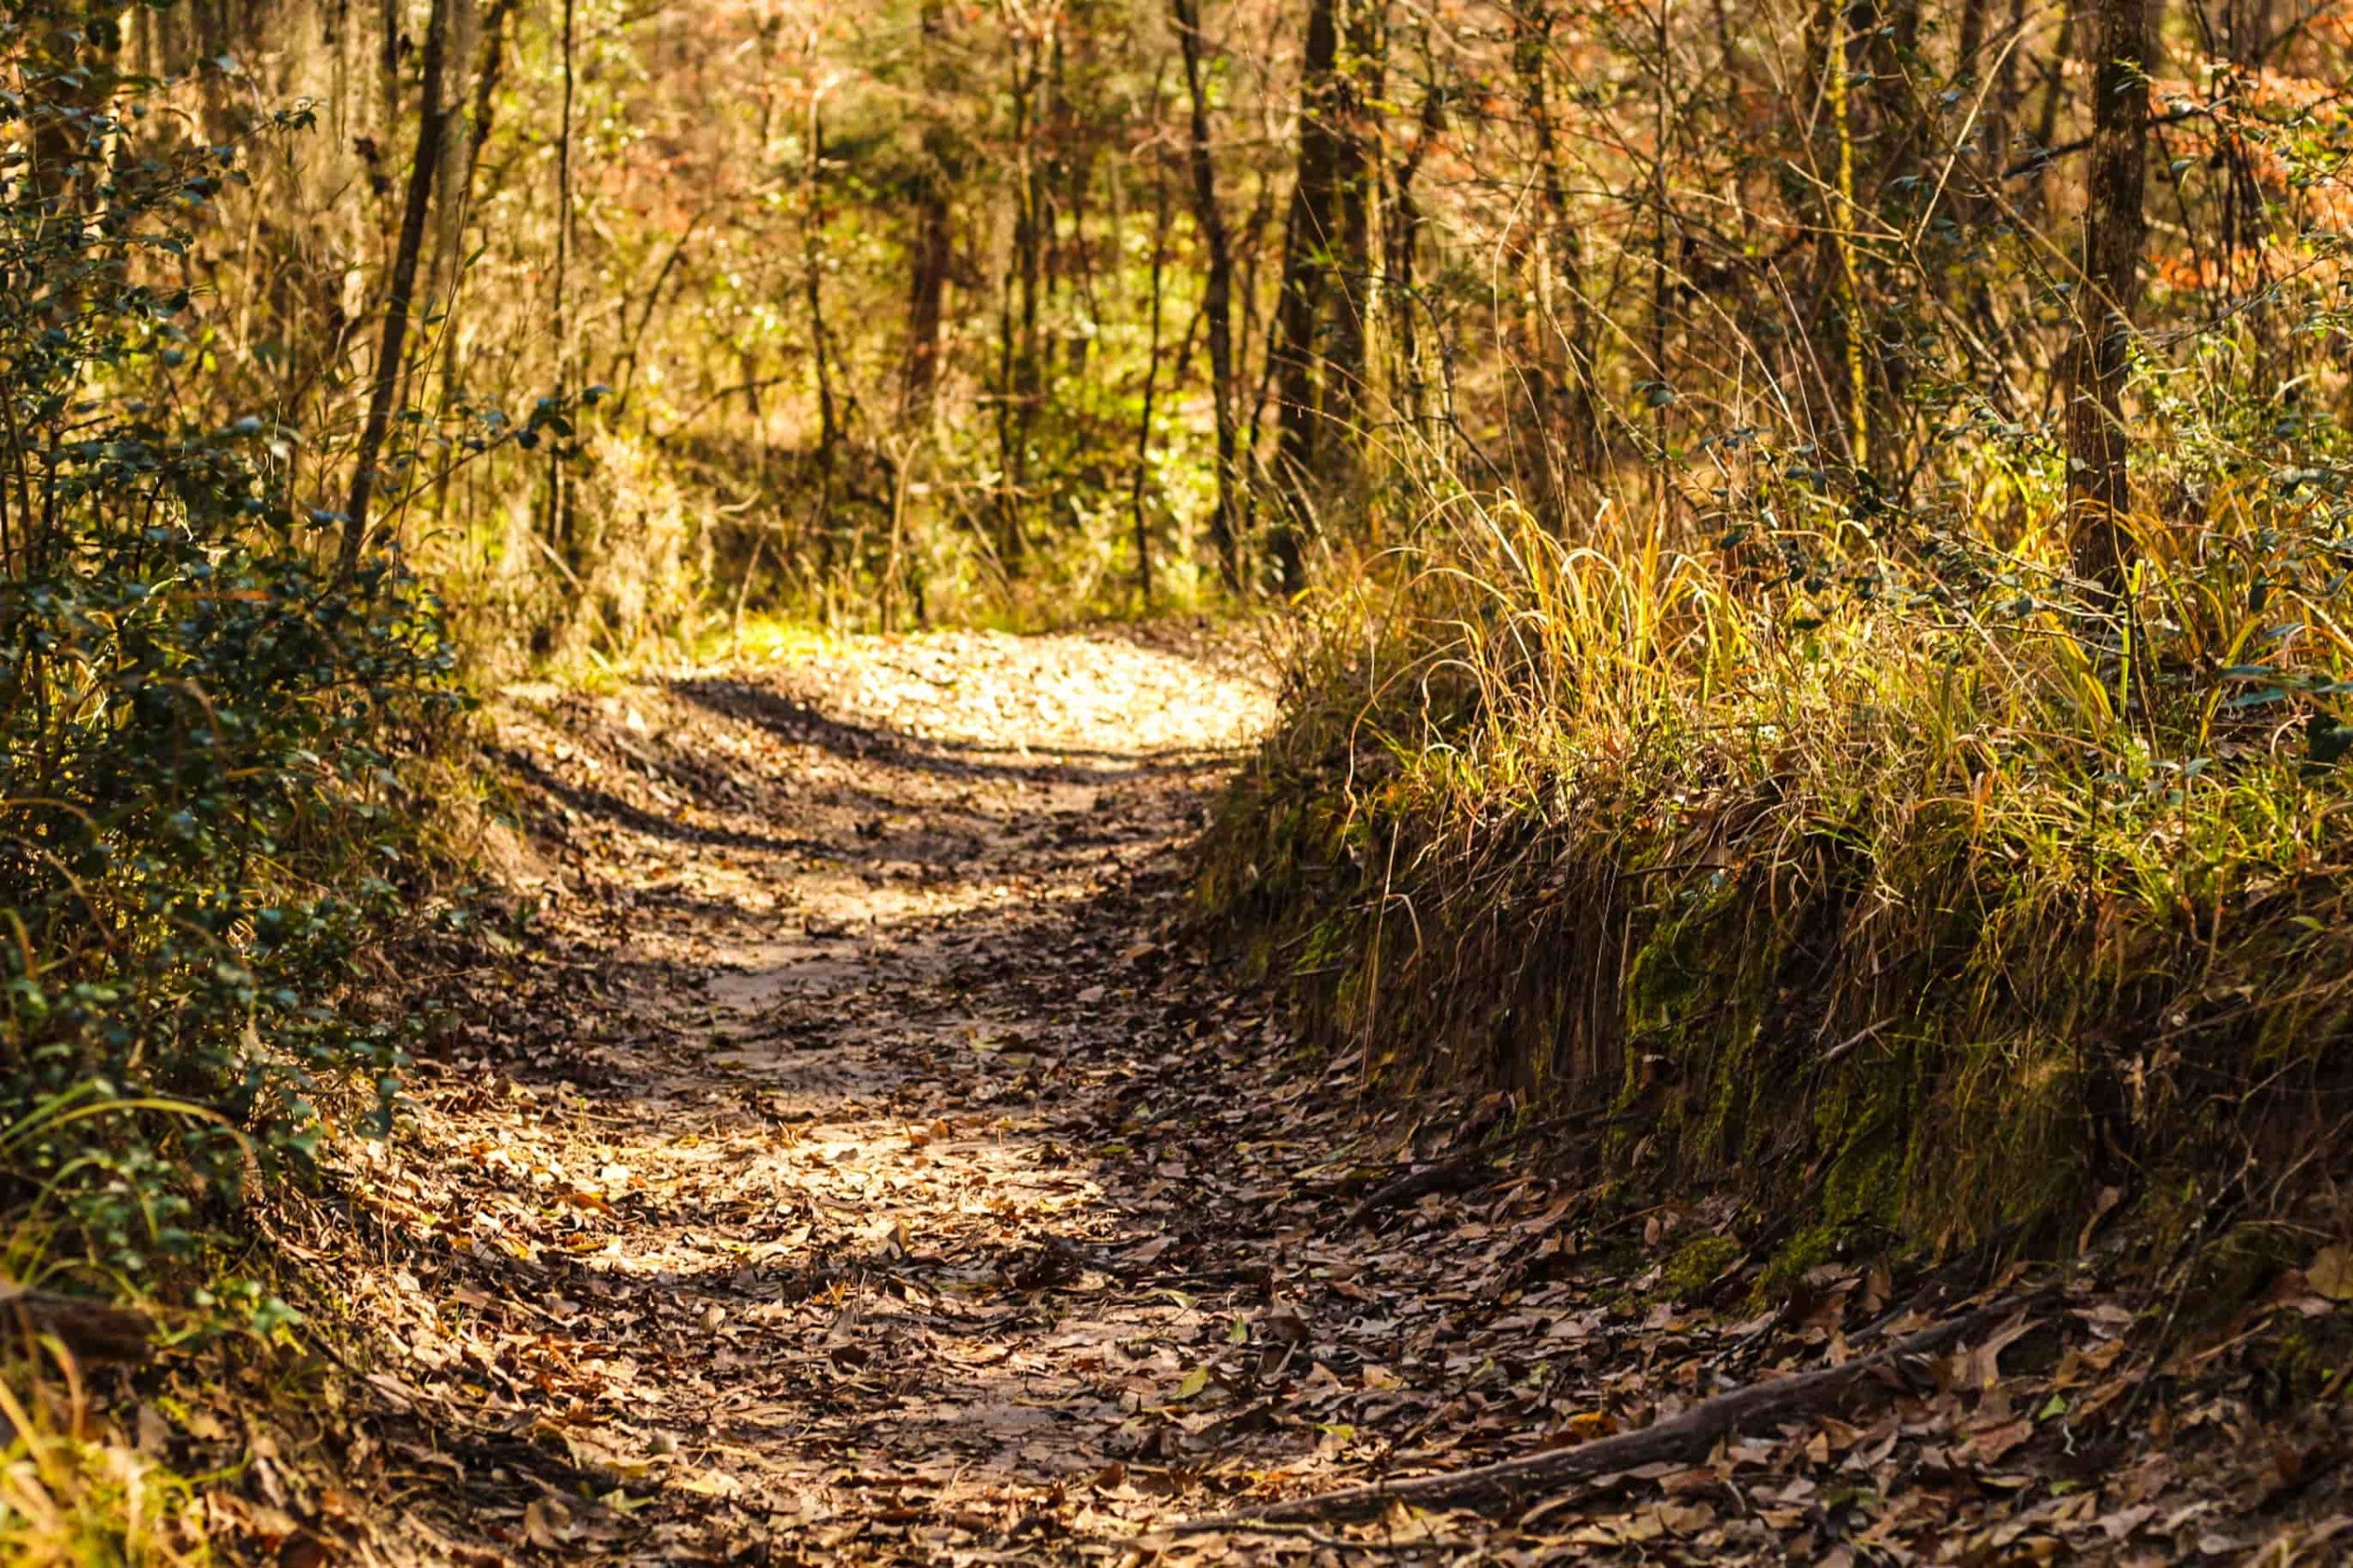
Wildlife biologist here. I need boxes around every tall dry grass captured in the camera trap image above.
[1208,399,2353,1276]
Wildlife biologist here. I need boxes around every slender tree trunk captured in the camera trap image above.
[902,0,954,420]
[1267,0,1345,595]
[1131,168,1171,606]
[1169,0,1242,590]
[548,0,577,558]
[904,165,953,417]
[1510,0,1597,512]
[426,0,477,314]
[2064,0,2150,594]
[1952,0,1993,221]
[995,12,1049,574]
[2028,0,2081,220]
[1957,0,1988,76]
[1388,78,1440,445]
[1650,0,1675,509]
[2218,0,2271,327]
[437,0,518,404]
[804,84,840,552]
[1862,0,1928,473]
[1321,0,1384,494]
[1824,0,1869,472]
[340,0,452,576]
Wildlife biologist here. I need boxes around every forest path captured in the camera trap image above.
[317,628,2272,1568]
[350,624,1566,1565]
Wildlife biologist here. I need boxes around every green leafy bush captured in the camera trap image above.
[0,6,456,1286]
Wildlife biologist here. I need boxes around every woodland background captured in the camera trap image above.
[114,0,2352,645]
[4,0,2353,1543]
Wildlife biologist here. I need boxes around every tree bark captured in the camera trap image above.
[2064,0,2149,595]
[804,85,840,552]
[548,0,578,558]
[1131,168,1172,606]
[1823,0,1869,473]
[1170,0,1243,590]
[1266,0,1346,595]
[903,158,953,416]
[994,10,1051,574]
[901,0,955,420]
[436,0,519,407]
[340,0,452,576]
[426,0,478,317]
[1509,0,1597,514]
[1321,0,1384,494]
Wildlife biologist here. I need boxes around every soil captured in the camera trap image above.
[219,627,2353,1565]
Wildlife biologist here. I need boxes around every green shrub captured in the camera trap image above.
[0,7,457,1289]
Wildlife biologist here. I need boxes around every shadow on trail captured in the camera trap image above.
[496,745,846,860]
[670,676,1239,785]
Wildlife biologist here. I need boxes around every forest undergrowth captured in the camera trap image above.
[1208,475,2353,1288]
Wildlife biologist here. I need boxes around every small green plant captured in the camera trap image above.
[0,1367,206,1564]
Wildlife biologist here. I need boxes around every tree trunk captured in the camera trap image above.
[1169,0,1243,590]
[1267,0,1346,595]
[901,0,955,421]
[1388,76,1442,445]
[340,0,452,576]
[426,0,478,322]
[1131,168,1172,606]
[2064,0,2149,595]
[437,0,519,406]
[1509,0,1597,516]
[804,85,840,554]
[1321,0,1383,495]
[1823,0,1869,473]
[903,165,953,418]
[548,0,578,559]
[2028,0,2082,219]
[995,12,1050,574]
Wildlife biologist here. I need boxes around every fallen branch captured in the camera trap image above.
[1341,1153,1495,1229]
[0,1285,154,1364]
[1175,1292,2032,1530]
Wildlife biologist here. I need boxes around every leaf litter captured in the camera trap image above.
[182,625,2353,1564]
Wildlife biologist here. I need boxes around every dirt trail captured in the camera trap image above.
[296,628,2338,1567]
[342,626,1388,1562]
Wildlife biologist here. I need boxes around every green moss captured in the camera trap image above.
[1756,1222,1844,1300]
[1658,1233,1745,1300]
[2263,1313,2353,1402]
[2186,1224,2302,1331]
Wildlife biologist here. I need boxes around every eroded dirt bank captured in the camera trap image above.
[268,628,2348,1566]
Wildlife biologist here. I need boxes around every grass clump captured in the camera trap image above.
[1204,449,2353,1271]
[0,1415,206,1567]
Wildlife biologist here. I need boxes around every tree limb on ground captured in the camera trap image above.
[0,1285,154,1364]
[1341,1153,1495,1229]
[1174,1292,2034,1531]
